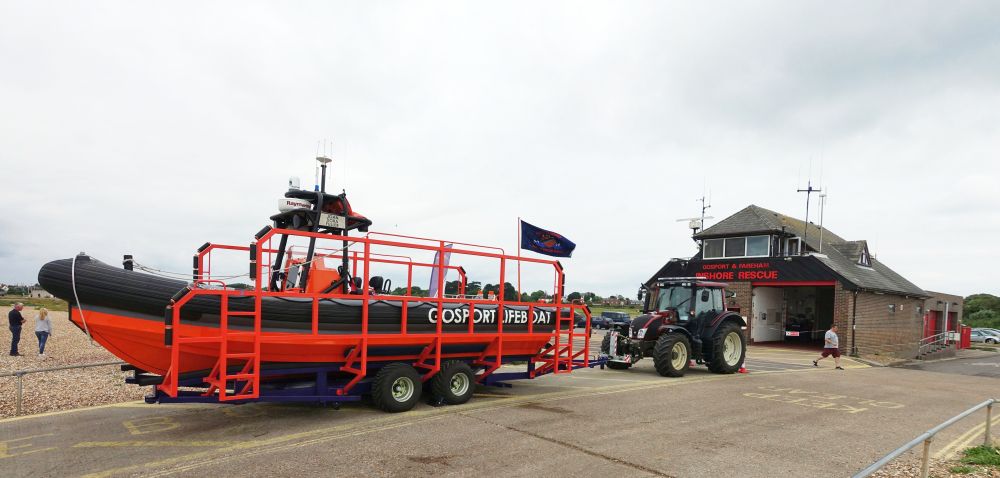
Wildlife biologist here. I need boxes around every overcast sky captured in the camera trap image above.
[1,1,999,298]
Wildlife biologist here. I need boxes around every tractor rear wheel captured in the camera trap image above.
[653,333,690,377]
[429,361,475,405]
[371,363,422,413]
[707,322,746,374]
[600,333,611,354]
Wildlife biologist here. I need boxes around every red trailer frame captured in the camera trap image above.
[156,227,594,404]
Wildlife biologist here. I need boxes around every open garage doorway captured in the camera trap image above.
[781,286,834,344]
[750,285,835,345]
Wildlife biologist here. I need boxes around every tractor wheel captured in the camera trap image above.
[600,333,611,354]
[429,361,475,405]
[706,322,746,374]
[371,363,422,413]
[653,333,691,377]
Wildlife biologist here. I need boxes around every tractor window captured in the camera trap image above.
[656,286,692,312]
[694,288,724,318]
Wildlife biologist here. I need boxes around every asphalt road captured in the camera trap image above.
[2,347,998,478]
[902,350,1000,378]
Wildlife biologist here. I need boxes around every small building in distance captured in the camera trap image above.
[28,286,54,299]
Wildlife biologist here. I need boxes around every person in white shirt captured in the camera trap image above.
[34,307,53,358]
[812,324,843,370]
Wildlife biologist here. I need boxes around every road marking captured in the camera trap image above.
[933,414,1000,460]
[0,400,215,424]
[0,433,56,459]
[74,440,242,448]
[124,416,181,435]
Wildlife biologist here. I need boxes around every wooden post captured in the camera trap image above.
[920,438,933,478]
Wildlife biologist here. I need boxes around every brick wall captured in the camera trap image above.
[726,281,753,324]
[850,291,924,357]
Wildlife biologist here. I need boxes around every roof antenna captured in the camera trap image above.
[797,176,821,255]
[676,191,714,239]
[818,189,828,253]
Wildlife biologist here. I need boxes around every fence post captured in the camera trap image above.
[920,438,932,478]
[987,402,993,447]
[16,372,24,416]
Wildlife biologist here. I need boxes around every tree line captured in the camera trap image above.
[964,293,1000,329]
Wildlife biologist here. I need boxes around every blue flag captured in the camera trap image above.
[520,220,576,258]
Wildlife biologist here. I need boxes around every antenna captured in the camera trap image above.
[797,179,821,255]
[818,191,827,253]
[697,192,712,230]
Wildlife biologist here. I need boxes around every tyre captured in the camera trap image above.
[371,363,422,413]
[653,333,691,377]
[429,361,475,405]
[706,322,746,374]
[600,333,611,354]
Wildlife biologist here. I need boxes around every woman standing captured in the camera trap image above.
[34,307,52,358]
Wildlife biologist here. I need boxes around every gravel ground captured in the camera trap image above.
[872,457,1000,477]
[0,305,146,418]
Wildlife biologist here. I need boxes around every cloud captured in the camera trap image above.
[1,1,999,297]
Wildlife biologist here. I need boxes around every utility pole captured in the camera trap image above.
[797,180,821,255]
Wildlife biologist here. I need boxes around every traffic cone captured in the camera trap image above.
[738,365,748,374]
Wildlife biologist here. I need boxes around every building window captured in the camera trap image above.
[724,237,746,257]
[746,236,769,256]
[859,248,871,267]
[786,237,801,256]
[704,235,771,259]
[704,239,724,259]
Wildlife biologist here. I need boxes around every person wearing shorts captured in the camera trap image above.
[813,324,844,370]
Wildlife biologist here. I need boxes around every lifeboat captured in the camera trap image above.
[36,157,591,408]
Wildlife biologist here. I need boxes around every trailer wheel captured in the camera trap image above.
[429,361,475,405]
[706,322,746,374]
[372,363,422,413]
[653,333,690,377]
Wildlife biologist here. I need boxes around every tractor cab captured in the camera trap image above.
[638,279,730,329]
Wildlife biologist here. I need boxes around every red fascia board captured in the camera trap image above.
[751,281,837,287]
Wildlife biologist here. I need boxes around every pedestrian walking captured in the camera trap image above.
[813,324,844,370]
[35,307,53,358]
[8,302,27,356]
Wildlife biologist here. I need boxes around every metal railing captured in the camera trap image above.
[917,332,950,357]
[853,398,996,478]
[1,361,125,416]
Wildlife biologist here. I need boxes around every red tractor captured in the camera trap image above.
[601,278,747,377]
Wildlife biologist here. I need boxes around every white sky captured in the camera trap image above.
[1,1,999,297]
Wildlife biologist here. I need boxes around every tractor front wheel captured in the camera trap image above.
[653,333,690,377]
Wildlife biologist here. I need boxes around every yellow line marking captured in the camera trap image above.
[934,414,1000,460]
[74,441,243,448]
[0,400,220,424]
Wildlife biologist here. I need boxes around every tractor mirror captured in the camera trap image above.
[700,290,710,302]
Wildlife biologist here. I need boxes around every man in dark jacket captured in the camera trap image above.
[8,302,26,356]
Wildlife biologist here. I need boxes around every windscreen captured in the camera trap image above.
[655,286,692,312]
